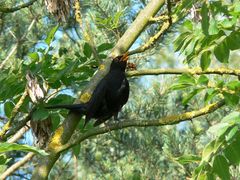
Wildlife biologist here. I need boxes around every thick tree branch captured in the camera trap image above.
[126,68,240,77]
[57,100,225,153]
[0,0,37,13]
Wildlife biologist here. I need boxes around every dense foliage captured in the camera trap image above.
[0,0,240,179]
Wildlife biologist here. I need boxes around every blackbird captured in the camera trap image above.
[47,53,129,126]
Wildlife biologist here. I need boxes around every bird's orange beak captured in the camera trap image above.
[121,52,129,62]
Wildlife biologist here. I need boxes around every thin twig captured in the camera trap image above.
[0,0,38,13]
[0,152,35,179]
[7,122,31,143]
[0,18,37,70]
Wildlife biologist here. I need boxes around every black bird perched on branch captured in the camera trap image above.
[47,53,129,126]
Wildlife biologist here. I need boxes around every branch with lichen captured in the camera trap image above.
[0,87,28,140]
[128,0,189,55]
[56,100,225,153]
[126,67,240,77]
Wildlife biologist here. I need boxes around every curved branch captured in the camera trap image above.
[126,68,240,77]
[58,100,225,153]
[0,0,37,13]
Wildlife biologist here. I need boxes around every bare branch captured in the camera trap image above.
[7,122,31,143]
[126,68,240,77]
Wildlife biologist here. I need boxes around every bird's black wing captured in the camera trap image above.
[117,77,129,107]
[84,77,109,125]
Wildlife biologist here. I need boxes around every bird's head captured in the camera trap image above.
[111,53,129,71]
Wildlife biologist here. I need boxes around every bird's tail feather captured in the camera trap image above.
[46,104,86,112]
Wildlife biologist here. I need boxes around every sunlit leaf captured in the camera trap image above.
[200,50,211,70]
[214,41,229,63]
[201,2,209,36]
[212,155,230,180]
[45,25,59,45]
[0,142,48,155]
[32,106,49,121]
[83,42,92,58]
[4,101,14,118]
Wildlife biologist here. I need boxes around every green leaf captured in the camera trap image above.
[212,155,230,180]
[224,135,240,165]
[170,83,193,90]
[174,154,201,165]
[28,52,39,62]
[234,2,240,13]
[72,144,81,157]
[221,111,240,124]
[198,75,209,85]
[208,122,230,138]
[225,31,240,50]
[97,43,114,52]
[32,106,49,121]
[48,94,75,105]
[4,101,14,118]
[0,142,48,155]
[214,41,229,63]
[200,51,211,70]
[216,80,224,88]
[178,74,196,84]
[0,154,11,165]
[201,2,210,36]
[223,92,239,107]
[174,32,190,52]
[209,19,219,35]
[182,88,203,105]
[204,89,218,104]
[226,81,240,91]
[83,42,92,58]
[219,18,235,29]
[183,20,193,31]
[59,47,68,56]
[45,25,59,45]
[202,140,215,162]
[50,113,60,131]
[225,126,239,142]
